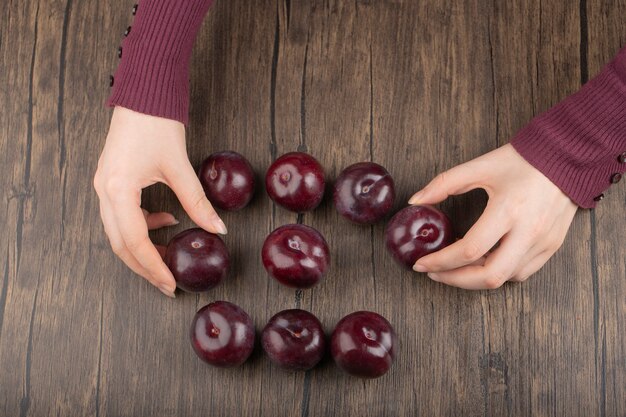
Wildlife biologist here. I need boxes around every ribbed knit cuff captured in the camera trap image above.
[106,0,214,125]
[511,46,626,208]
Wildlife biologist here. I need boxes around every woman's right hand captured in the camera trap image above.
[94,106,227,298]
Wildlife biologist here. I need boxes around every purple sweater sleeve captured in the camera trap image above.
[107,2,624,207]
[107,0,214,125]
[511,46,626,208]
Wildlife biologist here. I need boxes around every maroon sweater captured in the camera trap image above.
[107,0,626,209]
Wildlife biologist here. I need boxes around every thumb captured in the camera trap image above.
[409,161,483,205]
[164,160,227,235]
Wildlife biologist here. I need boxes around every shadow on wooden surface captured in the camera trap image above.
[0,0,624,416]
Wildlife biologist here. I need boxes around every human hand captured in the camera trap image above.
[409,144,578,290]
[94,107,227,297]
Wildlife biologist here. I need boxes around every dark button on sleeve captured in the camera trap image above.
[132,4,138,15]
[117,47,122,58]
[618,152,626,164]
[593,194,605,202]
[109,75,114,87]
[610,173,622,184]
[124,26,131,37]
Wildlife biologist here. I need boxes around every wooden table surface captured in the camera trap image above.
[1,1,625,416]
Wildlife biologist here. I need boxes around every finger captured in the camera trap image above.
[408,160,487,205]
[99,201,154,281]
[510,214,572,282]
[426,231,532,290]
[414,201,510,272]
[163,160,227,235]
[102,199,175,298]
[511,250,553,282]
[142,209,179,230]
[504,241,542,282]
[417,256,486,280]
[110,191,177,296]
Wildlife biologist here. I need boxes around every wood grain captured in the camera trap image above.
[0,0,624,416]
[587,2,626,416]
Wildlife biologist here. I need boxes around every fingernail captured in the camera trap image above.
[408,191,424,205]
[427,272,439,281]
[158,285,176,298]
[168,218,180,226]
[413,263,428,272]
[213,217,228,235]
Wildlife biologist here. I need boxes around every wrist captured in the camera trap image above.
[510,46,626,208]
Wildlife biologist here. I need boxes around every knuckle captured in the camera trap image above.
[190,187,208,211]
[110,242,125,256]
[549,237,565,253]
[507,201,522,220]
[93,173,102,194]
[509,273,527,283]
[501,199,520,220]
[484,270,508,289]
[104,176,129,196]
[528,215,551,240]
[462,241,482,262]
[484,277,504,290]
[435,171,448,187]
[547,243,560,253]
[126,235,149,252]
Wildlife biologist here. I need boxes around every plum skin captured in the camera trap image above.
[330,311,397,378]
[198,151,255,211]
[164,228,230,292]
[333,162,395,224]
[265,152,325,213]
[261,309,326,371]
[190,301,255,367]
[261,224,330,289]
[385,205,454,269]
